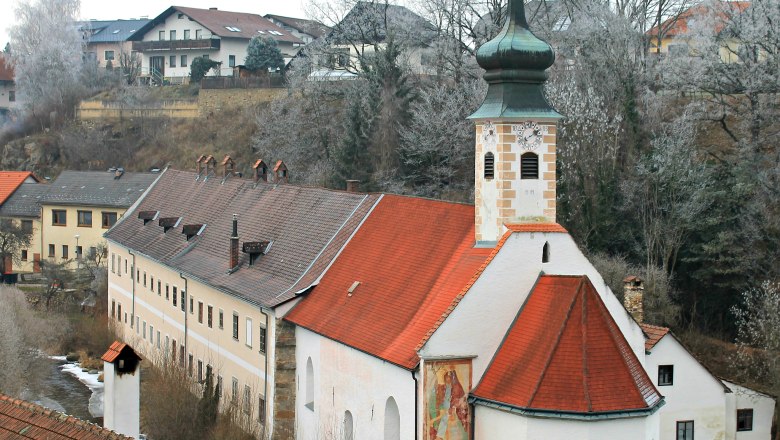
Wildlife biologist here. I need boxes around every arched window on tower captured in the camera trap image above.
[344,410,354,440]
[521,152,539,179]
[305,357,314,410]
[542,241,550,263]
[384,397,400,440]
[484,152,495,180]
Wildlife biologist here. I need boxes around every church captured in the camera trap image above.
[104,0,774,438]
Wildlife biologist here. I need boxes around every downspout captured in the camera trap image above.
[261,309,269,428]
[412,369,418,440]
[179,272,189,356]
[129,250,136,329]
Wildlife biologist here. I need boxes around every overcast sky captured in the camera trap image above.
[0,0,310,48]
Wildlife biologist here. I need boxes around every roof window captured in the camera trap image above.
[257,30,266,34]
[243,241,271,265]
[112,29,120,34]
[159,217,181,233]
[182,224,205,240]
[225,26,241,32]
[138,210,159,225]
[268,30,283,36]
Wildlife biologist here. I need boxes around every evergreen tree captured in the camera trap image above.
[244,36,285,72]
[196,369,219,432]
[190,56,221,82]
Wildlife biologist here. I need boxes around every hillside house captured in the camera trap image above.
[79,19,150,69]
[0,178,48,274]
[129,6,303,83]
[0,54,16,118]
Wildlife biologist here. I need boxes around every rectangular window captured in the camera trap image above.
[62,245,68,259]
[48,244,55,257]
[52,210,66,226]
[142,321,146,338]
[219,309,224,329]
[243,385,251,414]
[77,210,92,227]
[143,272,147,287]
[151,276,154,292]
[198,302,204,324]
[170,30,176,40]
[207,305,213,328]
[8,90,14,102]
[21,250,28,261]
[102,212,118,229]
[124,259,127,274]
[195,29,202,39]
[217,375,223,396]
[172,286,177,307]
[165,284,169,300]
[676,421,694,440]
[76,246,83,260]
[231,377,238,403]
[111,300,115,319]
[149,325,154,343]
[136,269,140,283]
[197,359,203,382]
[180,346,185,367]
[169,55,176,67]
[117,303,121,321]
[246,317,253,348]
[258,396,266,423]
[104,50,114,61]
[171,339,177,363]
[159,30,165,41]
[658,365,674,386]
[181,291,186,312]
[202,54,209,60]
[21,220,32,233]
[157,280,161,296]
[181,55,187,67]
[156,330,161,349]
[259,325,267,354]
[737,409,753,431]
[188,353,193,376]
[233,313,239,340]
[229,55,236,67]
[183,29,190,39]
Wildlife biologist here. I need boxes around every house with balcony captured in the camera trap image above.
[128,6,304,83]
[79,19,150,69]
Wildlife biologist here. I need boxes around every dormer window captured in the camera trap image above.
[182,224,205,241]
[521,152,539,179]
[243,241,271,265]
[159,217,181,233]
[138,210,159,225]
[484,152,495,180]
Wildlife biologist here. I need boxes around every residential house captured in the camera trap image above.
[0,53,16,117]
[0,178,48,273]
[320,1,438,75]
[264,15,330,45]
[104,162,379,439]
[79,19,150,68]
[0,393,131,439]
[0,171,41,274]
[647,1,751,62]
[128,6,304,82]
[40,170,158,269]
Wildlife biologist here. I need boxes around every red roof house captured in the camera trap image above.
[0,171,38,206]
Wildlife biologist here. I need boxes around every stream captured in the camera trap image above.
[31,356,104,425]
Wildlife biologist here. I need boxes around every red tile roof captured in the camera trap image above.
[472,275,662,414]
[285,194,492,369]
[100,341,142,364]
[647,1,750,37]
[505,222,568,233]
[0,393,130,439]
[0,171,37,206]
[640,323,670,351]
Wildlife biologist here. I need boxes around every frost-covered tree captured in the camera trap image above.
[8,0,85,124]
[244,36,285,72]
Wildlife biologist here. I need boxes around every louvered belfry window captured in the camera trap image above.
[484,152,495,180]
[521,152,539,179]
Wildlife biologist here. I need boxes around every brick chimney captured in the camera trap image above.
[345,180,360,193]
[623,275,644,323]
[253,159,268,183]
[230,214,239,271]
[274,160,289,184]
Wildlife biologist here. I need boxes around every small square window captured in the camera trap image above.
[48,244,55,257]
[102,212,118,229]
[181,55,188,67]
[104,50,115,61]
[61,245,68,259]
[169,55,176,68]
[52,210,66,226]
[676,420,693,440]
[170,30,176,40]
[658,365,674,386]
[195,29,202,39]
[159,30,165,41]
[183,29,190,39]
[21,220,33,233]
[737,409,753,431]
[21,250,28,261]
[77,210,92,227]
[229,55,236,67]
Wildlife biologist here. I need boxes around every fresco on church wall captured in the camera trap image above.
[424,359,471,440]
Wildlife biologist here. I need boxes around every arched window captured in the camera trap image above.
[344,410,354,440]
[305,357,314,410]
[384,397,400,440]
[521,152,539,179]
[542,241,550,263]
[484,152,495,180]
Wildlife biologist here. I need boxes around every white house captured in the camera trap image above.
[265,15,330,45]
[0,53,16,118]
[128,6,303,82]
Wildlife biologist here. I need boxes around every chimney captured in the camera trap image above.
[345,180,360,193]
[102,341,142,439]
[209,7,218,10]
[253,159,268,183]
[273,160,288,184]
[229,214,239,271]
[623,275,644,323]
[221,155,235,180]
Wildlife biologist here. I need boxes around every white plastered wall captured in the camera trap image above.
[723,380,776,440]
[103,360,140,439]
[295,327,415,440]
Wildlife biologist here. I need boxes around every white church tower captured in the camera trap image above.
[469,0,562,245]
[101,341,142,439]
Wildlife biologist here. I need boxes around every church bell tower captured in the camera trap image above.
[470,0,562,245]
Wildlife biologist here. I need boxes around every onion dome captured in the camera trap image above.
[469,0,562,120]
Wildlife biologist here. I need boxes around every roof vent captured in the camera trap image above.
[243,240,271,265]
[138,210,159,225]
[159,217,181,233]
[182,224,205,240]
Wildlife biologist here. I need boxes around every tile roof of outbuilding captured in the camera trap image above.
[0,393,130,439]
[40,171,158,208]
[285,194,492,369]
[472,275,662,414]
[79,19,150,43]
[0,171,37,206]
[640,323,670,351]
[104,169,378,307]
[0,182,47,218]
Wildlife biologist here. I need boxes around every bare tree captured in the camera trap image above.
[118,50,143,85]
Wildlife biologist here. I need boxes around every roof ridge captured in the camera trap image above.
[527,277,583,408]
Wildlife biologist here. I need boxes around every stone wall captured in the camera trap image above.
[272,317,296,440]
[197,88,286,117]
[76,100,199,120]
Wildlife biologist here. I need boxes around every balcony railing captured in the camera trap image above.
[132,39,220,52]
